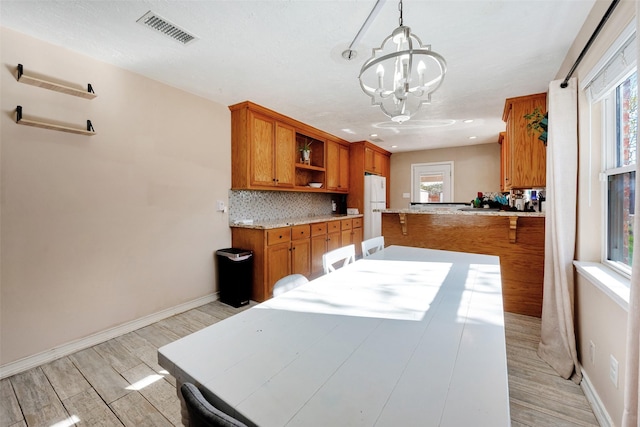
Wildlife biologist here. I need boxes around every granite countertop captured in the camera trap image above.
[229,214,364,229]
[381,209,545,218]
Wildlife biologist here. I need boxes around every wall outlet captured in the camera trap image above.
[402,193,410,199]
[216,200,226,212]
[589,340,595,365]
[609,354,619,387]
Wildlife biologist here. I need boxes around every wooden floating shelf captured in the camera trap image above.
[16,106,96,136]
[17,64,96,99]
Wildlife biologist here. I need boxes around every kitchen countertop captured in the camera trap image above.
[381,209,545,217]
[229,214,364,229]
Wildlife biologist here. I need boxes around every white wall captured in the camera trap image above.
[0,28,232,367]
[554,1,635,425]
[388,142,501,209]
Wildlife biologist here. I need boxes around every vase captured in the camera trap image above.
[301,149,310,165]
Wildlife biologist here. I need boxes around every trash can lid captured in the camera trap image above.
[216,248,252,260]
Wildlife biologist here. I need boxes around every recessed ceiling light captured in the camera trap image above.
[370,133,378,137]
[463,119,474,123]
[391,145,398,148]
[469,136,477,139]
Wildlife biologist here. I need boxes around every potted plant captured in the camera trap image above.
[524,107,548,145]
[299,140,312,164]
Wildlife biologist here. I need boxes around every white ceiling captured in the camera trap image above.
[0,0,596,153]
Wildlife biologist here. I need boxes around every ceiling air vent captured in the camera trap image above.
[136,11,198,45]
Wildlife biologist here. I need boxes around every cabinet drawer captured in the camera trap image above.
[341,219,352,230]
[352,217,362,228]
[327,220,341,233]
[311,222,327,237]
[291,224,311,240]
[267,228,291,246]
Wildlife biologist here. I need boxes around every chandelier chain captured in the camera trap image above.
[398,0,403,27]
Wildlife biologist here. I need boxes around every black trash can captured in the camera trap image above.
[216,248,253,307]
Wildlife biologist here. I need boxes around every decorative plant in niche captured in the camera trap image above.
[299,139,313,164]
[524,107,548,145]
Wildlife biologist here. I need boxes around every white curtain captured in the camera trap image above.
[537,77,582,382]
[620,7,640,426]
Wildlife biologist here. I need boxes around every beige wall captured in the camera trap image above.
[553,1,635,425]
[389,142,501,209]
[1,28,232,365]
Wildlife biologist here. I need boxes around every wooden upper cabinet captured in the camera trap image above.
[230,101,349,192]
[249,113,276,187]
[326,139,349,192]
[274,122,296,187]
[364,147,386,175]
[348,141,391,214]
[247,112,295,188]
[502,93,547,189]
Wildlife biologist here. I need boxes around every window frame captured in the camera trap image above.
[600,71,636,278]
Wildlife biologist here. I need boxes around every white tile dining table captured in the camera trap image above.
[158,245,510,427]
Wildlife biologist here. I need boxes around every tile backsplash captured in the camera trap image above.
[229,190,333,222]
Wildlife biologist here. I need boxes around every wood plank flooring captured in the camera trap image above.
[0,303,599,427]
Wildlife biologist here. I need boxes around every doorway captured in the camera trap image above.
[411,162,453,202]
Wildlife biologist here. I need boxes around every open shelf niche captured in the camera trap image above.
[295,132,325,188]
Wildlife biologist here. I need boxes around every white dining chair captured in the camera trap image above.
[361,236,385,258]
[322,244,356,274]
[272,274,308,297]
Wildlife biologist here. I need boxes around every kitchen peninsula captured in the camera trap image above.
[382,209,545,317]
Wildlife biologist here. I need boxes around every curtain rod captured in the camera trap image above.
[560,0,620,88]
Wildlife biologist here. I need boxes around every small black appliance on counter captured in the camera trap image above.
[331,194,347,215]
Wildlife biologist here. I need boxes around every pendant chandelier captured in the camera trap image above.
[358,0,447,123]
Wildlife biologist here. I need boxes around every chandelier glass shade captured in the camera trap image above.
[358,9,447,123]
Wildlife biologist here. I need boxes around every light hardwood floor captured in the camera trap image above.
[1,303,599,427]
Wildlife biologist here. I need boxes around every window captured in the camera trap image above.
[604,72,637,273]
[411,162,453,203]
[582,21,637,277]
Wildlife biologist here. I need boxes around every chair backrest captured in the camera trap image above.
[272,274,309,297]
[361,236,385,258]
[181,382,248,427]
[322,244,356,274]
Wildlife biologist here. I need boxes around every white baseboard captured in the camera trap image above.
[0,293,218,380]
[581,369,614,427]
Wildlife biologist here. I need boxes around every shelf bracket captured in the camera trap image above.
[87,120,94,132]
[16,105,22,123]
[509,216,518,244]
[398,213,408,236]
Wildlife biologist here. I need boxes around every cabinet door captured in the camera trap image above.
[326,231,341,252]
[364,147,376,173]
[311,234,327,276]
[275,122,295,188]
[341,229,353,246]
[338,143,350,191]
[326,140,341,191]
[291,238,311,277]
[352,226,363,258]
[250,113,276,187]
[266,242,291,297]
[505,93,546,188]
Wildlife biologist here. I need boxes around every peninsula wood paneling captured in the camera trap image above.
[382,213,544,317]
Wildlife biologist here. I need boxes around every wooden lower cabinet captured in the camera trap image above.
[232,225,310,301]
[232,217,363,301]
[291,225,311,277]
[340,217,363,257]
[311,222,328,277]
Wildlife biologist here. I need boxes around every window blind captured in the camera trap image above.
[582,21,636,101]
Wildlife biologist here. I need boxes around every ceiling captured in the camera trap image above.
[0,0,596,153]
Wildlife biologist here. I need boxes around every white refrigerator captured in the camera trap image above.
[364,175,386,240]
